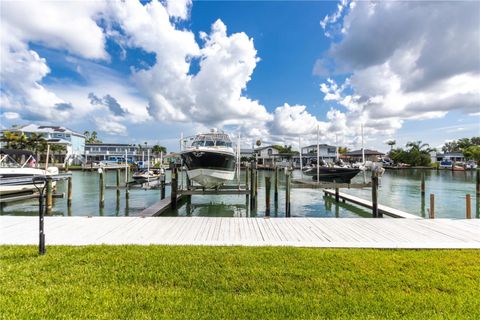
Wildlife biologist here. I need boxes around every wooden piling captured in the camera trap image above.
[429,193,435,219]
[466,194,471,219]
[160,174,166,200]
[67,177,72,207]
[476,170,479,197]
[116,169,120,198]
[371,171,379,218]
[285,172,291,217]
[99,169,104,208]
[421,172,425,197]
[265,176,271,216]
[46,177,53,213]
[171,165,178,209]
[245,167,250,203]
[274,167,279,204]
[250,166,255,209]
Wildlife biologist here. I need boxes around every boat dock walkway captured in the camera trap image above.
[1,216,479,248]
[323,189,421,219]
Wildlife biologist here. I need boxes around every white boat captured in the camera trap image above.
[132,169,162,182]
[180,129,236,189]
[465,160,477,170]
[0,152,58,196]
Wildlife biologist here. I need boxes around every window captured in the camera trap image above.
[205,140,214,147]
[267,148,272,156]
[215,140,226,147]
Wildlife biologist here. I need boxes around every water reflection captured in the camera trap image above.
[0,168,477,219]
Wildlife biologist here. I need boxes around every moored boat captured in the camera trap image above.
[180,129,236,189]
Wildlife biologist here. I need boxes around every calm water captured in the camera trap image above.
[0,169,477,218]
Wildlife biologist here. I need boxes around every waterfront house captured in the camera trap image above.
[344,149,384,162]
[300,144,338,163]
[85,143,161,164]
[434,152,465,163]
[254,146,298,168]
[1,124,85,165]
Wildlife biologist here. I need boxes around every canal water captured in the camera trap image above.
[0,169,477,218]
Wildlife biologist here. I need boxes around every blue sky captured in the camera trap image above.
[1,0,479,152]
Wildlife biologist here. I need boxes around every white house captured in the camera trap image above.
[301,144,338,162]
[2,124,85,165]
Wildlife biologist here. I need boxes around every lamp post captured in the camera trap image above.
[33,176,48,255]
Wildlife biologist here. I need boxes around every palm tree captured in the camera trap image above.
[406,141,431,152]
[1,131,19,148]
[27,133,47,163]
[385,139,396,151]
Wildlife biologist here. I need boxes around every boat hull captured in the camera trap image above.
[181,150,236,188]
[305,167,361,183]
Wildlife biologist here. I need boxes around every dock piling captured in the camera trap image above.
[265,176,271,216]
[476,170,479,197]
[46,176,53,214]
[421,172,425,197]
[171,165,178,210]
[371,170,380,218]
[285,171,291,217]
[116,169,120,199]
[274,167,279,204]
[67,177,72,207]
[99,169,104,208]
[466,194,471,219]
[429,194,435,219]
[160,174,166,200]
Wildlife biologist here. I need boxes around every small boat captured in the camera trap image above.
[465,160,478,170]
[132,169,162,182]
[180,129,236,189]
[452,164,465,171]
[0,151,58,196]
[439,160,453,169]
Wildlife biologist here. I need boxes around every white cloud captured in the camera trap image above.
[315,0,480,142]
[166,0,192,20]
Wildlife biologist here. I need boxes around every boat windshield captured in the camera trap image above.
[191,134,233,148]
[0,155,21,168]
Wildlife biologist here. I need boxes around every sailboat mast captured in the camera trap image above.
[361,123,365,164]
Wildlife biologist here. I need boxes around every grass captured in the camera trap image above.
[1,246,479,319]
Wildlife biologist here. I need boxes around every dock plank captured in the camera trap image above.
[1,216,479,248]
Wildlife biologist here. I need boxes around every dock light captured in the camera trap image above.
[33,176,48,255]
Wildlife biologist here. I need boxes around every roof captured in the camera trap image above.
[437,152,464,157]
[86,143,137,147]
[240,149,254,154]
[345,149,385,156]
[4,124,85,137]
[302,144,337,149]
[0,148,34,156]
[254,145,281,151]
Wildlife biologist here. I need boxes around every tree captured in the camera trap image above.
[152,145,167,158]
[84,130,101,143]
[338,147,349,154]
[463,146,480,164]
[255,140,261,147]
[385,139,396,151]
[26,133,47,163]
[1,131,19,148]
[390,141,433,166]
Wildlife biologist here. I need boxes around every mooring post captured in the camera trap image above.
[67,177,72,207]
[116,169,121,198]
[421,171,425,197]
[46,176,53,214]
[274,167,279,204]
[245,166,250,203]
[285,171,291,217]
[371,170,379,218]
[171,164,178,209]
[160,174,166,200]
[99,168,104,208]
[466,194,471,219]
[250,164,255,209]
[334,180,339,203]
[476,170,480,197]
[429,193,435,219]
[265,176,271,216]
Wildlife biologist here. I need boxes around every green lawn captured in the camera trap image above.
[1,246,479,319]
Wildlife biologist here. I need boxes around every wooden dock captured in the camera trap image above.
[324,189,420,219]
[1,216,479,248]
[135,195,186,217]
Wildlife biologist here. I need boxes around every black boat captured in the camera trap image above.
[180,129,236,188]
[303,166,360,183]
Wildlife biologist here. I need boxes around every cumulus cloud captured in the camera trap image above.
[315,0,480,141]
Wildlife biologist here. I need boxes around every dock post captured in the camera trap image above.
[371,170,379,218]
[250,164,255,210]
[421,172,425,197]
[429,194,435,219]
[265,176,271,216]
[466,194,471,219]
[171,164,178,210]
[334,181,339,203]
[67,177,72,207]
[99,168,104,208]
[160,174,166,200]
[476,170,479,197]
[285,171,291,217]
[46,176,53,214]
[245,166,250,202]
[116,169,121,198]
[274,167,279,204]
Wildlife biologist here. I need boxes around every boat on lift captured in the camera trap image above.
[0,149,59,196]
[180,129,236,189]
[303,159,361,183]
[132,169,162,182]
